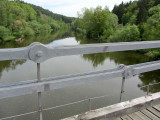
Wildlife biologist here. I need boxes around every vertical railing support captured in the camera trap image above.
[120,77,125,102]
[147,85,150,95]
[88,98,91,111]
[37,63,43,120]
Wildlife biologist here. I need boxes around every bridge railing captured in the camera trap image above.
[0,40,160,120]
[0,82,159,120]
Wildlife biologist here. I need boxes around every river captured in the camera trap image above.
[0,32,160,120]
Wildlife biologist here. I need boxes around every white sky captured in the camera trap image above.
[23,0,134,17]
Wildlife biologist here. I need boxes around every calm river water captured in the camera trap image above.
[0,32,160,120]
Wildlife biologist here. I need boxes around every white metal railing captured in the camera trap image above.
[0,41,160,62]
[0,40,160,120]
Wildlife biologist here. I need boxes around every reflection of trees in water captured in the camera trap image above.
[82,53,108,68]
[82,51,153,68]
[0,60,26,79]
[24,30,73,46]
[76,35,108,67]
[75,35,101,44]
[0,30,73,48]
[138,70,160,93]
[76,35,153,66]
[106,51,153,65]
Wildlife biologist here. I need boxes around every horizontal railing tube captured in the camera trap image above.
[0,41,160,63]
[0,60,160,99]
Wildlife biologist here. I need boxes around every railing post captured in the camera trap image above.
[88,98,91,111]
[120,77,125,102]
[147,85,150,95]
[37,63,43,120]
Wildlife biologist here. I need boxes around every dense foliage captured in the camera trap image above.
[72,6,118,38]
[107,24,140,42]
[0,0,72,42]
[72,0,160,58]
[112,0,160,24]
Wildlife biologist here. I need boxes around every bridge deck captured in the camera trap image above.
[115,104,160,120]
[63,92,160,120]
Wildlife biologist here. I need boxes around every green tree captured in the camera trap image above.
[0,0,8,26]
[91,6,109,37]
[142,4,160,40]
[23,26,35,36]
[11,1,37,21]
[0,26,11,41]
[122,1,139,25]
[28,21,42,34]
[122,12,133,25]
[100,13,118,40]
[129,15,137,24]
[107,24,140,42]
[112,1,131,24]
[76,6,118,39]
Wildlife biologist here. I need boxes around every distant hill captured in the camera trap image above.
[28,4,75,23]
[14,0,75,23]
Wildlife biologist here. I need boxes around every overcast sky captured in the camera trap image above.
[23,0,133,17]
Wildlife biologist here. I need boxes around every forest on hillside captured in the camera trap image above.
[72,0,160,58]
[0,0,74,42]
